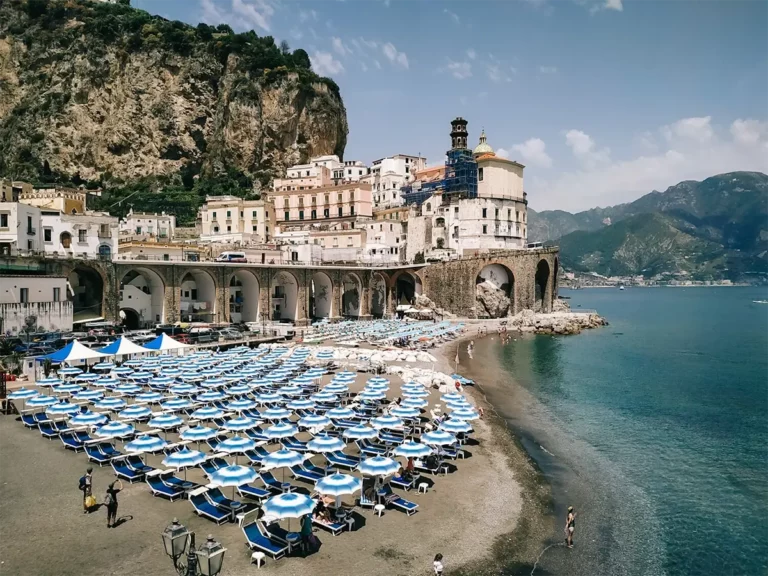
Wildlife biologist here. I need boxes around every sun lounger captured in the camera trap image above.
[325,451,360,470]
[74,430,94,443]
[391,474,418,491]
[280,436,308,452]
[161,472,199,492]
[359,491,376,509]
[243,445,271,465]
[331,418,356,430]
[357,439,388,457]
[237,484,270,501]
[291,464,324,483]
[304,460,331,477]
[206,437,223,451]
[21,412,41,428]
[99,443,122,458]
[242,409,262,420]
[60,430,85,452]
[206,487,253,512]
[85,442,119,466]
[260,472,294,494]
[39,420,69,439]
[111,458,146,483]
[413,458,443,475]
[146,470,186,501]
[190,490,230,524]
[125,455,155,474]
[242,521,288,560]
[381,485,419,515]
[313,516,345,535]
[200,460,220,476]
[245,427,270,442]
[262,521,290,544]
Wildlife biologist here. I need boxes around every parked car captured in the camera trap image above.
[218,329,242,341]
[214,251,247,263]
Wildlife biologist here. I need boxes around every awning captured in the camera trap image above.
[38,339,108,363]
[96,336,152,356]
[143,333,191,351]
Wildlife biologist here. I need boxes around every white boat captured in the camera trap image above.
[752,300,768,304]
[619,284,625,291]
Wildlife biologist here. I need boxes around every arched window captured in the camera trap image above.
[60,232,72,249]
[98,244,112,259]
[425,202,432,212]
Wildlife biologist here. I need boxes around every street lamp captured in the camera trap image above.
[161,519,226,576]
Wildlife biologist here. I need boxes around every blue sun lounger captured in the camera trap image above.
[357,439,388,457]
[190,490,229,524]
[380,485,419,515]
[243,445,271,465]
[146,471,186,501]
[242,521,288,560]
[260,472,294,494]
[22,412,49,429]
[207,487,257,515]
[313,516,346,535]
[391,474,418,491]
[242,408,262,420]
[39,420,69,439]
[237,484,270,501]
[325,451,360,470]
[280,436,308,452]
[290,464,324,483]
[85,442,118,466]
[245,427,270,442]
[111,459,146,483]
[60,430,85,452]
[161,472,199,492]
[262,521,290,544]
[125,455,155,475]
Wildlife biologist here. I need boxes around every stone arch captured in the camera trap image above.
[271,270,299,322]
[342,272,362,317]
[475,263,515,318]
[67,263,106,323]
[371,272,388,318]
[120,308,141,330]
[310,271,333,319]
[553,257,559,297]
[392,270,423,306]
[535,259,551,313]
[229,270,260,323]
[179,269,217,322]
[119,267,165,327]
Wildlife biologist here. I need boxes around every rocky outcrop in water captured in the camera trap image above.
[510,309,607,335]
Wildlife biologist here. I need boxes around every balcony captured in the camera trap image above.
[27,227,36,236]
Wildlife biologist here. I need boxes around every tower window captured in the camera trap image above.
[478,167,483,181]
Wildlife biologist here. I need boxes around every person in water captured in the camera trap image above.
[565,506,576,548]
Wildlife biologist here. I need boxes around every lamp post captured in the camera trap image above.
[162,519,225,576]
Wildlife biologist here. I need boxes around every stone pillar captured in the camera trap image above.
[332,270,343,321]
[164,266,181,324]
[359,270,372,320]
[258,270,271,328]
[214,267,227,324]
[294,269,309,327]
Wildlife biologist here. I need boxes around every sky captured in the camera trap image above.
[134,0,768,213]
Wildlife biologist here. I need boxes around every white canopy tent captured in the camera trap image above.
[143,333,191,352]
[40,339,109,363]
[95,336,153,357]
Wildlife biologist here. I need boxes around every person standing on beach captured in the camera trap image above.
[565,506,576,548]
[433,553,444,575]
[80,467,93,513]
[105,479,123,528]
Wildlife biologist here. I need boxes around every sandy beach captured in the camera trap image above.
[0,332,553,576]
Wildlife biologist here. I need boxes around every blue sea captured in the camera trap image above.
[466,287,768,576]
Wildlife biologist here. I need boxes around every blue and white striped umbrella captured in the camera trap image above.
[278,385,302,397]
[323,383,349,395]
[217,435,256,454]
[170,384,199,396]
[69,411,109,427]
[222,417,258,432]
[401,383,427,394]
[160,368,183,377]
[226,384,251,396]
[9,388,38,400]
[439,419,473,434]
[359,389,386,401]
[46,402,81,416]
[118,405,153,421]
[162,447,206,470]
[343,425,378,440]
[190,407,224,420]
[261,449,307,471]
[36,378,63,387]
[208,464,258,487]
[290,375,316,384]
[371,415,404,430]
[180,425,218,442]
[226,399,257,412]
[125,435,168,454]
[307,434,346,454]
[367,377,390,386]
[287,398,316,411]
[311,392,338,403]
[73,389,104,402]
[161,398,193,412]
[421,430,457,446]
[358,456,400,477]
[112,366,134,376]
[315,350,334,360]
[95,421,135,438]
[94,378,120,388]
[201,378,227,389]
[336,371,356,379]
[116,383,142,395]
[151,376,175,387]
[401,397,427,409]
[135,392,165,404]
[255,392,284,404]
[262,493,315,520]
[264,422,298,440]
[129,371,153,381]
[441,393,465,403]
[326,407,355,420]
[298,414,331,429]
[75,373,100,383]
[402,388,429,399]
[54,383,83,394]
[261,407,292,421]
[315,473,362,497]
[179,372,203,382]
[94,397,127,410]
[389,406,420,419]
[449,408,480,421]
[92,362,116,372]
[393,441,433,458]
[26,395,57,407]
[58,367,83,376]
[197,391,226,403]
[123,359,143,367]
[148,414,184,429]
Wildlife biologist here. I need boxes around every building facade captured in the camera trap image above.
[270,183,373,229]
[199,196,275,244]
[120,209,177,240]
[365,154,427,209]
[18,186,87,214]
[0,275,73,333]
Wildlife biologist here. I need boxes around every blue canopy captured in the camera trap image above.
[143,333,190,351]
[38,340,107,363]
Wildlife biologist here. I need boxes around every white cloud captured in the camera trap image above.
[532,116,768,211]
[466,49,476,60]
[605,0,623,10]
[382,42,409,69]
[496,148,510,159]
[231,0,274,32]
[512,138,553,168]
[565,129,610,167]
[310,51,344,76]
[445,60,472,80]
[539,65,558,74]
[486,63,511,83]
[444,8,460,24]
[200,0,228,25]
[361,62,368,72]
[360,38,379,50]
[374,60,382,70]
[332,37,352,57]
[298,9,318,22]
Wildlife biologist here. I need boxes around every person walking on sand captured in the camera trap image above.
[565,506,576,548]
[433,553,444,576]
[105,479,123,528]
[80,467,93,513]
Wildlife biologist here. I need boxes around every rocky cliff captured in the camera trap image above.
[0,0,348,187]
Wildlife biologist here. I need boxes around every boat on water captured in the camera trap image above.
[752,300,768,304]
[619,284,625,290]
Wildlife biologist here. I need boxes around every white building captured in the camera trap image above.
[0,275,73,334]
[120,209,176,239]
[41,210,119,260]
[366,154,427,209]
[361,219,405,263]
[0,202,45,256]
[199,196,275,244]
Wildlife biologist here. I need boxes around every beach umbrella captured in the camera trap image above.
[95,421,135,439]
[208,464,259,498]
[162,447,206,470]
[421,430,457,446]
[54,383,83,395]
[326,407,355,420]
[161,398,193,412]
[371,415,404,430]
[73,389,104,402]
[307,434,346,454]
[125,435,168,454]
[290,375,316,385]
[278,385,302,397]
[336,371,356,379]
[343,425,378,440]
[69,411,109,427]
[439,419,473,434]
[226,399,257,412]
[150,376,175,387]
[222,416,258,432]
[359,389,386,401]
[170,384,199,396]
[148,414,184,438]
[367,377,389,387]
[402,389,429,399]
[444,398,472,409]
[262,407,292,421]
[255,392,283,404]
[58,367,82,377]
[389,406,420,419]
[94,397,127,411]
[36,377,63,387]
[441,393,465,403]
[217,436,256,464]
[115,383,142,396]
[46,402,81,416]
[129,371,153,381]
[315,350,334,360]
[118,405,153,421]
[111,366,134,377]
[287,398,316,411]
[190,407,224,421]
[9,387,38,403]
[298,414,331,430]
[401,383,427,393]
[197,391,226,403]
[401,397,428,409]
[264,422,298,440]
[94,378,120,388]
[261,449,308,484]
[393,441,433,458]
[26,394,57,408]
[311,392,338,403]
[358,456,400,477]
[449,408,480,421]
[261,493,315,531]
[315,473,361,508]
[201,378,227,389]
[226,384,251,396]
[179,425,218,448]
[92,362,116,372]
[179,372,203,382]
[135,391,165,404]
[323,383,348,395]
[123,359,143,367]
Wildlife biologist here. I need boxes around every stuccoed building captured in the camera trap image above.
[403,118,528,259]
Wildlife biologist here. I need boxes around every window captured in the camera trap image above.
[252,225,258,231]
[324,195,329,204]
[324,208,330,218]
[338,193,343,203]
[19,288,29,303]
[212,211,216,218]
[508,209,512,220]
[426,202,432,212]
[291,251,299,262]
[213,226,219,233]
[405,166,409,174]
[227,225,231,232]
[482,208,488,219]
[482,225,488,234]
[359,170,362,176]
[136,226,142,234]
[240,211,243,218]
[44,228,52,242]
[454,226,459,237]
[252,211,258,218]
[350,191,355,201]
[0,213,7,228]
[284,212,290,221]
[347,237,353,246]
[454,206,459,214]
[226,210,231,218]
[299,210,304,220]
[265,210,269,218]
[191,289,198,300]
[478,167,484,181]
[311,210,317,220]
[184,290,190,298]
[27,239,32,250]
[163,254,169,261]
[78,229,87,243]
[495,208,499,218]
[27,215,33,233]
[350,206,355,216]
[53,287,60,302]
[159,228,167,238]
[338,207,343,217]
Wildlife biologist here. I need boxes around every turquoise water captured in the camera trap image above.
[469,287,768,576]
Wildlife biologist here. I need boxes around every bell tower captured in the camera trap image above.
[450,117,469,150]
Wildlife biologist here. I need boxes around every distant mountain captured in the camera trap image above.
[532,172,768,281]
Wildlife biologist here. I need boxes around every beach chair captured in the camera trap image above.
[189,489,230,524]
[146,470,186,501]
[99,443,122,459]
[312,516,346,535]
[33,412,51,426]
[206,487,257,514]
[357,439,388,457]
[245,427,270,442]
[161,472,200,493]
[280,436,308,452]
[262,521,290,544]
[200,459,220,476]
[381,484,419,515]
[290,464,324,483]
[241,520,288,560]
[111,458,146,483]
[325,451,360,470]
[379,430,406,445]
[60,430,85,452]
[331,418,356,430]
[391,474,417,491]
[237,484,270,502]
[358,490,376,509]
[243,446,271,465]
[85,442,116,466]
[74,430,94,444]
[260,472,294,494]
[242,408,262,420]
[39,420,68,439]
[413,457,443,475]
[126,455,155,475]
[21,412,41,429]
[206,437,223,452]
[304,460,331,477]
